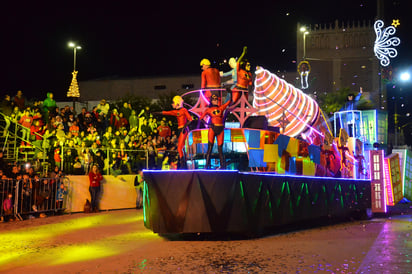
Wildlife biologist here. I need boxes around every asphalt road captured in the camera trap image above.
[0,205,411,273]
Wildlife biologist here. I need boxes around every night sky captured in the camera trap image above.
[1,0,410,101]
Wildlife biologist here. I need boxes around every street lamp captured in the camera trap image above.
[393,69,411,146]
[300,26,309,60]
[68,42,81,71]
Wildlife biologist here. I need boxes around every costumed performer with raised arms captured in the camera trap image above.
[220,46,250,105]
[199,94,231,169]
[200,58,221,107]
[232,46,252,104]
[154,96,193,168]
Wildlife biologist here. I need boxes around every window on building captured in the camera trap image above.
[154,85,166,90]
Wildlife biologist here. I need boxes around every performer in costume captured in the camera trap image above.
[232,47,252,104]
[200,58,221,106]
[339,87,363,137]
[220,57,238,90]
[199,94,231,169]
[155,96,192,168]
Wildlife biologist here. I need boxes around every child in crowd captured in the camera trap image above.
[2,193,15,222]
[56,182,68,210]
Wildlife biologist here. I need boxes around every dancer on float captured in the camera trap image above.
[198,94,231,169]
[200,58,221,106]
[154,96,192,168]
[231,46,252,104]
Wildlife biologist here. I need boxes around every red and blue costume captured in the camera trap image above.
[232,64,252,103]
[201,59,221,106]
[161,107,192,167]
[199,96,231,169]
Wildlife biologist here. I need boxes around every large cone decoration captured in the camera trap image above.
[67,70,80,98]
[253,67,330,145]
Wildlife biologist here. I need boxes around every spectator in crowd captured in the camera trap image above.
[92,149,105,171]
[118,112,128,129]
[55,182,67,210]
[129,109,139,130]
[42,92,57,122]
[69,120,80,137]
[13,90,26,110]
[157,120,171,141]
[77,107,88,132]
[88,164,103,213]
[140,119,151,136]
[120,102,132,120]
[2,192,15,222]
[20,174,32,214]
[1,94,13,137]
[110,108,121,130]
[18,109,33,146]
[134,170,144,209]
[96,99,110,116]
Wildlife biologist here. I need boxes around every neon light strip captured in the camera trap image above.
[254,75,280,105]
[380,150,388,212]
[144,169,371,182]
[253,67,323,141]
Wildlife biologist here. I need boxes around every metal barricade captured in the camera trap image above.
[0,176,70,221]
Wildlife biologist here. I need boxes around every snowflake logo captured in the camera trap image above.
[374,20,400,67]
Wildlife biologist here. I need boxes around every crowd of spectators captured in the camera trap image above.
[0,90,182,178]
[1,151,66,221]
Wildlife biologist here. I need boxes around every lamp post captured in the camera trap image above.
[300,26,309,60]
[68,42,81,71]
[67,42,81,110]
[393,70,410,147]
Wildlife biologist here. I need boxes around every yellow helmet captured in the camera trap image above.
[200,58,211,66]
[172,95,184,106]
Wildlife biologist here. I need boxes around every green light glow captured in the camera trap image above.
[239,181,245,199]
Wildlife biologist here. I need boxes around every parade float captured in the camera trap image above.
[143,66,398,234]
[142,19,411,234]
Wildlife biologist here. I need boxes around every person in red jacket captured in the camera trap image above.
[18,109,33,146]
[88,164,104,212]
[156,96,193,168]
[201,58,221,106]
[199,94,231,169]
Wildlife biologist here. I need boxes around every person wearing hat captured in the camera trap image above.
[198,94,231,169]
[200,58,221,107]
[97,99,110,116]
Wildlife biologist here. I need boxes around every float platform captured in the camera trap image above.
[143,170,371,234]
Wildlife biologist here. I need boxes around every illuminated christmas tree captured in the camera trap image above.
[67,70,80,98]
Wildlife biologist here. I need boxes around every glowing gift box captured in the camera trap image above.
[384,153,403,206]
[369,150,387,213]
[392,149,412,201]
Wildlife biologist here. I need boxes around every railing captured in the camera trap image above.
[0,176,70,221]
[58,146,180,175]
[0,112,46,163]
